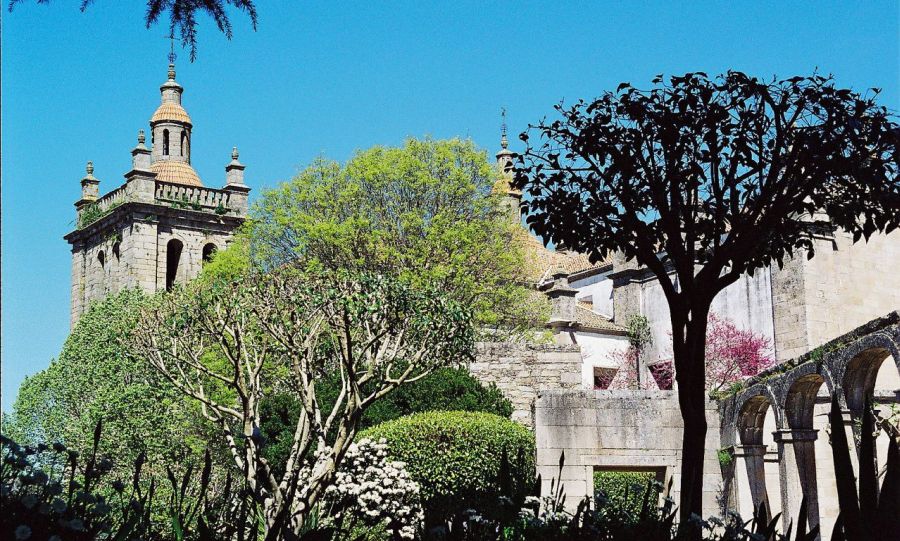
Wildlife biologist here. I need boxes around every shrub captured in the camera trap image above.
[260,367,513,475]
[593,470,661,522]
[361,411,535,525]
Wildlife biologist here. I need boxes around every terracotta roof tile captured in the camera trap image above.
[514,227,610,284]
[575,301,626,333]
[151,102,192,125]
[150,160,203,187]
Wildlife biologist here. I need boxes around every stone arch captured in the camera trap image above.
[783,372,826,430]
[97,250,105,268]
[838,333,900,414]
[734,387,780,520]
[735,386,782,444]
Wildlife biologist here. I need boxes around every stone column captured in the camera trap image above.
[774,429,820,538]
[734,444,770,519]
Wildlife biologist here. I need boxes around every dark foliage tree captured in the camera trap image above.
[8,0,258,61]
[514,71,900,531]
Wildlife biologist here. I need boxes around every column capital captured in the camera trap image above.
[773,428,819,443]
[733,444,768,457]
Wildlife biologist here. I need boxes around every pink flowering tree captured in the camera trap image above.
[602,313,773,392]
[703,313,775,393]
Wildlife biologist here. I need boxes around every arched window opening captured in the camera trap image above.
[98,250,105,268]
[163,129,170,156]
[180,130,186,156]
[202,243,218,265]
[166,239,183,291]
[113,242,121,261]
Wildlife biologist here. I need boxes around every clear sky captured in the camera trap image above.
[2,1,898,412]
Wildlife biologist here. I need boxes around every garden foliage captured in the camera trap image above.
[361,411,535,526]
[260,367,513,475]
[593,470,662,522]
[5,289,209,479]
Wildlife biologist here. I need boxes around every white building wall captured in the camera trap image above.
[639,269,776,363]
[570,272,615,319]
[576,331,630,388]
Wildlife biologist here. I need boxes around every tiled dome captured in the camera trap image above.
[151,160,202,186]
[151,102,192,125]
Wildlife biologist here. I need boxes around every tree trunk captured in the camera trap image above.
[672,300,711,539]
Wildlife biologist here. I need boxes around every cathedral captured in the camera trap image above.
[63,58,900,535]
[64,60,250,326]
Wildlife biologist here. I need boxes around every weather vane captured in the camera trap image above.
[500,107,509,149]
[166,30,177,64]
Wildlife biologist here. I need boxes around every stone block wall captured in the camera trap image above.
[771,228,900,361]
[802,229,900,352]
[469,342,583,427]
[534,390,725,516]
[68,203,241,326]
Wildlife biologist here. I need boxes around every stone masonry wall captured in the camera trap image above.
[770,228,900,361]
[69,205,239,326]
[535,390,725,516]
[801,229,900,352]
[469,342,583,427]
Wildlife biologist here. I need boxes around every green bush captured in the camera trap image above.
[593,470,661,522]
[361,411,535,525]
[259,367,513,475]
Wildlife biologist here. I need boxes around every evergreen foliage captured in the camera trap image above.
[361,411,535,525]
[593,470,661,522]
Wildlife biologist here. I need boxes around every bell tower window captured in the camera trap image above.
[163,129,170,156]
[180,130,186,157]
[202,243,217,265]
[166,239,183,291]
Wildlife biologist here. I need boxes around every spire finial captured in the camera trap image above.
[500,107,508,150]
[86,161,94,176]
[232,146,239,160]
[138,129,146,145]
[166,31,177,80]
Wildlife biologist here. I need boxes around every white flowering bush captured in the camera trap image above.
[319,438,424,540]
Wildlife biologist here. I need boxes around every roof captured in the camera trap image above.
[514,226,611,284]
[151,102,192,125]
[575,301,626,334]
[151,160,203,187]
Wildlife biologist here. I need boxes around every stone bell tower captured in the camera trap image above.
[64,59,251,326]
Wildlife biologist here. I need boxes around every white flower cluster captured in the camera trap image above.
[322,438,424,539]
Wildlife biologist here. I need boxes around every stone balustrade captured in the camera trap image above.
[154,181,232,212]
[94,184,129,213]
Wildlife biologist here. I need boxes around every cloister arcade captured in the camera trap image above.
[720,311,900,537]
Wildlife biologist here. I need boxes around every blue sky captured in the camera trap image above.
[2,1,898,411]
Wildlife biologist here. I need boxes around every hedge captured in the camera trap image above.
[593,470,661,521]
[361,411,535,523]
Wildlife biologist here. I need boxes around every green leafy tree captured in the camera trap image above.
[5,290,208,474]
[8,0,257,61]
[515,71,900,531]
[244,137,544,336]
[130,266,475,539]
